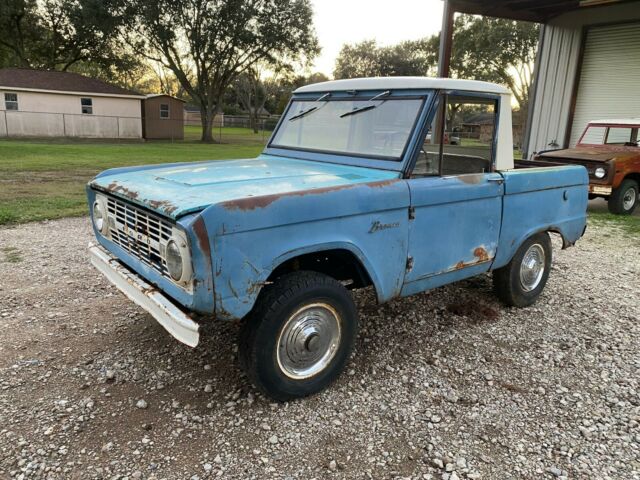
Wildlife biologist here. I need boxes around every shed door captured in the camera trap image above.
[570,22,640,146]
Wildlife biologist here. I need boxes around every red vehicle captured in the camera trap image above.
[532,119,640,214]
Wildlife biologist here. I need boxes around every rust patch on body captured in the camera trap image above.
[148,199,178,215]
[192,216,213,294]
[192,217,211,259]
[458,174,484,185]
[106,182,140,200]
[454,247,491,270]
[220,179,399,211]
[473,247,489,263]
[247,281,271,296]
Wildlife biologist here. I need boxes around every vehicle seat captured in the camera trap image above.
[441,154,490,175]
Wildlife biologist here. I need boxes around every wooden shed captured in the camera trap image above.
[142,94,184,140]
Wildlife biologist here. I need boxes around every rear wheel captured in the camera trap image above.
[608,179,638,215]
[239,271,358,401]
[493,232,552,308]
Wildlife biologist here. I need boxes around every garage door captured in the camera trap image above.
[570,22,640,146]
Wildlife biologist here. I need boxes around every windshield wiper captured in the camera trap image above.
[340,90,390,118]
[289,92,331,121]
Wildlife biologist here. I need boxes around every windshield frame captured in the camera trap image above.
[264,90,435,172]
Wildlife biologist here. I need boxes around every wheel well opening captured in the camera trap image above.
[546,228,570,249]
[624,173,640,186]
[268,249,373,290]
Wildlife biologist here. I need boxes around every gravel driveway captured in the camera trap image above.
[0,217,638,480]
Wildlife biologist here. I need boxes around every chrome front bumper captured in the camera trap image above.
[89,244,200,347]
[589,185,612,196]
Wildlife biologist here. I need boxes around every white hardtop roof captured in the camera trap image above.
[294,77,510,95]
[589,118,640,126]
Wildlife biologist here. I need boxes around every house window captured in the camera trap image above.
[4,93,18,110]
[81,98,93,114]
[160,103,170,119]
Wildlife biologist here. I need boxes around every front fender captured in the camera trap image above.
[203,180,411,320]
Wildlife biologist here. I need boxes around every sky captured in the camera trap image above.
[310,0,444,77]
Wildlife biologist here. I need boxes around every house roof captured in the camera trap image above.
[295,77,510,95]
[146,94,185,102]
[447,0,638,23]
[0,68,144,98]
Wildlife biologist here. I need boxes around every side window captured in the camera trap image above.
[81,98,93,114]
[606,127,632,145]
[413,95,497,177]
[160,103,170,119]
[4,93,18,110]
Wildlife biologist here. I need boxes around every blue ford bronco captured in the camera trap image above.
[88,78,588,400]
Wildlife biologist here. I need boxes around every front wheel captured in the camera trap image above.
[239,271,358,401]
[608,179,638,215]
[493,232,552,308]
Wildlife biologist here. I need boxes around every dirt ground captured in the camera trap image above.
[0,215,638,480]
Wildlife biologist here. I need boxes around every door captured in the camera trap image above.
[570,22,640,146]
[403,93,503,291]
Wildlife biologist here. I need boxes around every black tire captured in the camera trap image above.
[608,179,639,215]
[493,232,552,308]
[239,271,358,402]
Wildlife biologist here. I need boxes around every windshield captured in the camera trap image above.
[270,97,424,161]
[580,125,639,146]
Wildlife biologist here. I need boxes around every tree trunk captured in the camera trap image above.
[200,105,216,143]
[252,109,259,134]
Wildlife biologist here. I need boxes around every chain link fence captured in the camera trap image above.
[0,109,281,145]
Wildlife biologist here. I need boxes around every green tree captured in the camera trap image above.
[0,0,136,75]
[130,0,319,142]
[267,72,329,114]
[233,67,281,133]
[334,15,539,115]
[334,39,432,79]
[428,15,540,113]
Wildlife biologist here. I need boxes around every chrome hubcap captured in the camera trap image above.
[520,244,545,292]
[277,303,341,380]
[622,188,637,211]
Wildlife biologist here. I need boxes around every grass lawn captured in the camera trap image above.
[0,126,266,225]
[588,211,640,237]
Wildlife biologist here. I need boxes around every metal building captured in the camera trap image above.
[438,0,640,159]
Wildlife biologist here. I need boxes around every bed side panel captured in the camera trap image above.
[493,165,588,269]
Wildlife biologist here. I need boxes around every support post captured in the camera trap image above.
[437,0,455,78]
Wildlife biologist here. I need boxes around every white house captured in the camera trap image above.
[0,68,145,139]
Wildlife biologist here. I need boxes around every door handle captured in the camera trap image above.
[487,178,504,185]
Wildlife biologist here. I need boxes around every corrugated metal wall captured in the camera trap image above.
[569,23,640,145]
[526,24,583,156]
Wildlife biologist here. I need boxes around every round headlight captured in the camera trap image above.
[594,167,606,179]
[93,201,105,233]
[166,240,183,281]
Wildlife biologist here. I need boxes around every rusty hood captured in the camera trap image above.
[536,147,619,163]
[90,155,399,219]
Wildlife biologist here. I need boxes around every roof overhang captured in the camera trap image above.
[145,94,186,102]
[448,0,635,23]
[295,77,511,95]
[0,85,145,100]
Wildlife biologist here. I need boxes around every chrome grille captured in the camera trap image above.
[105,196,173,278]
